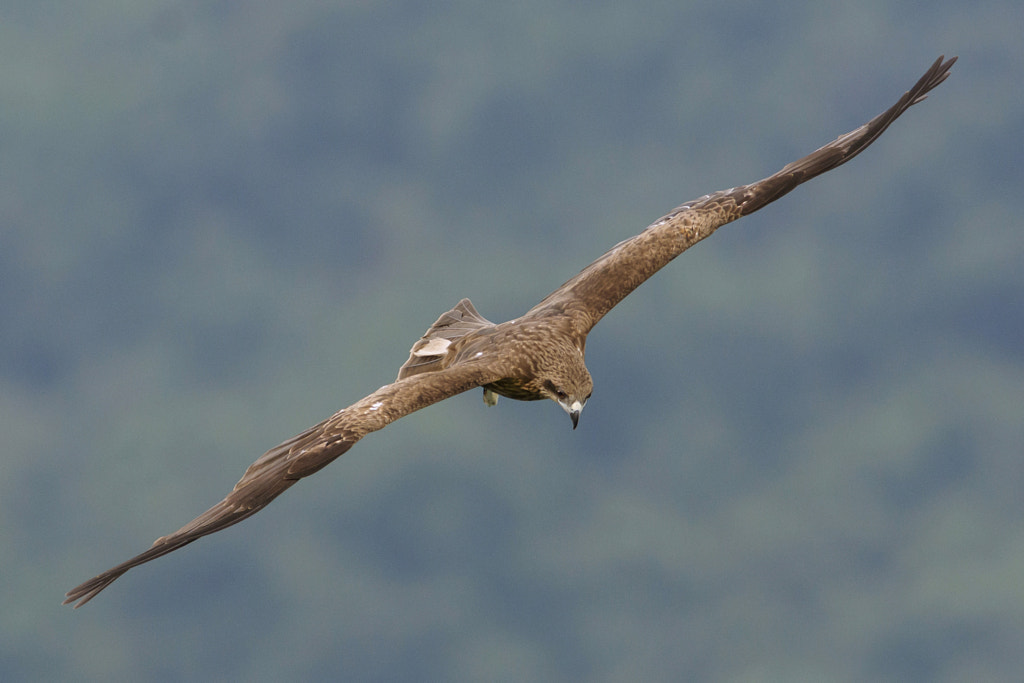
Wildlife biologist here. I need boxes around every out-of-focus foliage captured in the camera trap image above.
[3,1,1022,681]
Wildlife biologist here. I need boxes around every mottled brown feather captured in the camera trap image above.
[528,55,956,334]
[398,298,497,379]
[63,365,507,607]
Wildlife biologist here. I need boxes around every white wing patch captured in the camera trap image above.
[412,338,451,356]
[369,401,384,411]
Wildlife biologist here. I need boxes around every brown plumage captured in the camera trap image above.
[64,56,955,608]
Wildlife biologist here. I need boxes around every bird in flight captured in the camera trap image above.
[65,56,955,608]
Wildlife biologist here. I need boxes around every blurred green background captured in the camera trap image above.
[4,1,1022,680]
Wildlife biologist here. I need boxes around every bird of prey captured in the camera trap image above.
[64,56,955,608]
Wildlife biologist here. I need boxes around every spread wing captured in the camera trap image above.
[527,56,956,334]
[64,362,506,608]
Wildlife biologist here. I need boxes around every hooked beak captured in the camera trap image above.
[565,400,583,430]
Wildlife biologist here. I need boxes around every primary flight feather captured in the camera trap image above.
[65,56,956,608]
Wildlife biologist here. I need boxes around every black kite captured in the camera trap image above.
[65,56,955,607]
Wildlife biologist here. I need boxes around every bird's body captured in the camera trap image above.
[402,300,591,406]
[65,56,956,608]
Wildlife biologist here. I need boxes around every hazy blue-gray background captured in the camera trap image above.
[5,1,1022,680]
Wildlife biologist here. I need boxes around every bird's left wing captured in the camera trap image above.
[64,362,504,608]
[526,55,956,334]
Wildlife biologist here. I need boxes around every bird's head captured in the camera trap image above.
[540,358,593,430]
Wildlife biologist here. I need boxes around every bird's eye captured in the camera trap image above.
[543,380,566,399]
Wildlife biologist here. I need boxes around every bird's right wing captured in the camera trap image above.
[64,360,506,608]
